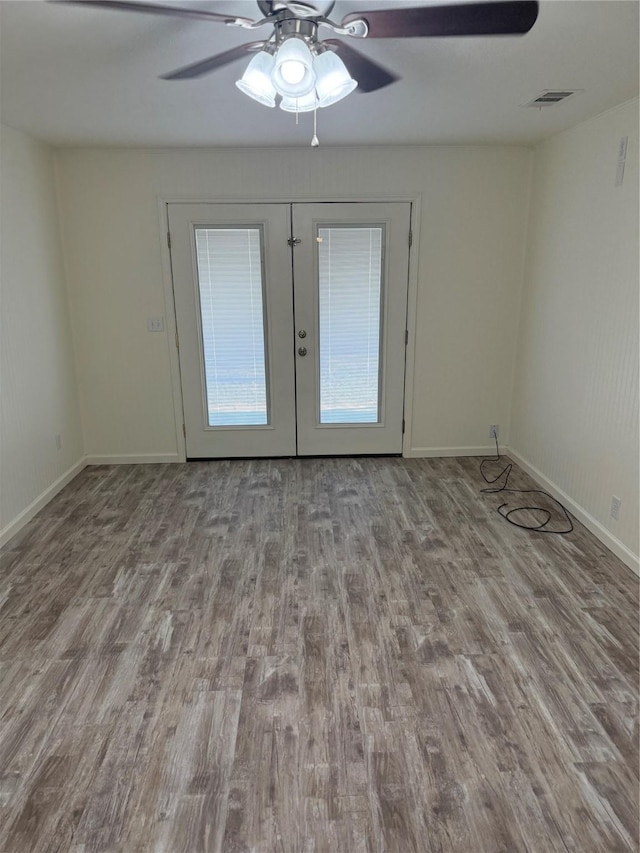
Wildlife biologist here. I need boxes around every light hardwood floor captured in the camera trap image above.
[0,456,637,852]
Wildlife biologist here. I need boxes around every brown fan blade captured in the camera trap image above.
[324,40,398,93]
[51,0,255,27]
[161,42,264,79]
[342,1,538,39]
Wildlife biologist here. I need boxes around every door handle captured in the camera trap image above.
[298,346,307,357]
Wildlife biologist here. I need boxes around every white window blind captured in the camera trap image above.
[318,226,383,424]
[194,227,268,426]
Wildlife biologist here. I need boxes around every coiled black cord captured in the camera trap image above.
[479,436,574,535]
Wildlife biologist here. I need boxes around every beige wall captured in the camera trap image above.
[0,124,84,543]
[3,121,637,570]
[54,144,532,460]
[510,99,639,567]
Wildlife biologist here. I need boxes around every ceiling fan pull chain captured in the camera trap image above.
[311,102,319,148]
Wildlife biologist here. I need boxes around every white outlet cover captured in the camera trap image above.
[618,136,628,160]
[610,496,621,519]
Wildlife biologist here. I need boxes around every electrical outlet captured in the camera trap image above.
[618,136,629,159]
[615,136,628,187]
[55,433,62,452]
[610,496,621,520]
[489,424,499,440]
[147,317,164,332]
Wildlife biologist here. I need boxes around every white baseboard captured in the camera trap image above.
[0,457,87,549]
[406,445,508,458]
[85,453,182,465]
[506,447,639,577]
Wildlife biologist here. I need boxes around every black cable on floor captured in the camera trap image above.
[479,435,574,535]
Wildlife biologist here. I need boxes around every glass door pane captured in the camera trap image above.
[317,226,383,423]
[194,227,268,426]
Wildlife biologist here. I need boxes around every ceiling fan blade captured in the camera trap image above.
[161,42,265,79]
[342,1,539,39]
[324,40,399,92]
[52,0,255,27]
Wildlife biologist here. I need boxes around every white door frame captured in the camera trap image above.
[157,194,422,463]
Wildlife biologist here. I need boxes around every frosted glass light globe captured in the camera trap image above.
[271,37,316,98]
[235,51,277,107]
[314,50,357,107]
[279,91,318,112]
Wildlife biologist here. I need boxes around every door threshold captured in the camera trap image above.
[186,453,403,462]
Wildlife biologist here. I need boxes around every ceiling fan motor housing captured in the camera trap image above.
[275,16,318,45]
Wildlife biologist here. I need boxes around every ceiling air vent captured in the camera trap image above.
[522,90,583,107]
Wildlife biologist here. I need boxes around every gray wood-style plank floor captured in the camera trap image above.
[0,456,637,853]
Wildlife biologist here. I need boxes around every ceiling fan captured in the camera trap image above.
[54,0,539,116]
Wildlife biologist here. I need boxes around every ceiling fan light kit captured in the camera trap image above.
[53,0,540,144]
[235,34,357,116]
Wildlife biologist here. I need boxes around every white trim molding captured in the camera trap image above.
[85,453,182,465]
[507,447,639,577]
[0,457,87,549]
[406,445,509,458]
[158,199,188,464]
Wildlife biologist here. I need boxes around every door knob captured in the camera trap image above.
[298,346,307,357]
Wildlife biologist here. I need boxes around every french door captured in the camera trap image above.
[168,201,410,458]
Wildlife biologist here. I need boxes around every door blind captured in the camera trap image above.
[317,226,383,424]
[194,227,268,426]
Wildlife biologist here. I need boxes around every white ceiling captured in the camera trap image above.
[0,0,638,148]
